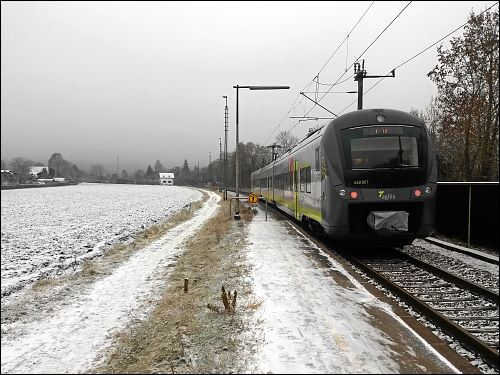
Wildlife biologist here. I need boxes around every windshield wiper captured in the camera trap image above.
[397,136,404,167]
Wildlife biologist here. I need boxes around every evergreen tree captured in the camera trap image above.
[146,165,155,181]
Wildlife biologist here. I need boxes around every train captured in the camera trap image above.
[250,108,438,247]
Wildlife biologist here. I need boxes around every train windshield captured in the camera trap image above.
[343,125,421,169]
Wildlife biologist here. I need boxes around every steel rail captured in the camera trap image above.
[343,252,499,368]
[393,248,499,305]
[237,192,499,368]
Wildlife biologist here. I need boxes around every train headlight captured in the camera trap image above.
[424,186,432,194]
[339,189,346,197]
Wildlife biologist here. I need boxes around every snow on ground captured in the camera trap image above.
[1,186,478,374]
[412,238,498,275]
[0,190,220,374]
[244,207,460,374]
[1,183,202,298]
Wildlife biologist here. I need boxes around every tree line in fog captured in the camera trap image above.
[0,129,297,188]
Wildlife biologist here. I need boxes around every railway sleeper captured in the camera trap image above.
[434,306,498,312]
[420,297,483,302]
[450,316,500,321]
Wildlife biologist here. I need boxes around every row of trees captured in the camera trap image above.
[1,131,297,187]
[1,154,83,184]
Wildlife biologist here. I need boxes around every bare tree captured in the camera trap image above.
[89,164,105,180]
[428,7,499,181]
[275,130,299,157]
[9,157,34,183]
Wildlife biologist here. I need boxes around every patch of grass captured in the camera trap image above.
[31,276,56,292]
[93,193,259,374]
[246,299,264,310]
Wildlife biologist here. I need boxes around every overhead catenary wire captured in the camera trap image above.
[286,1,413,134]
[264,1,375,144]
[315,1,412,105]
[337,1,500,115]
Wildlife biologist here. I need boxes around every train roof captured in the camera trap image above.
[327,108,425,130]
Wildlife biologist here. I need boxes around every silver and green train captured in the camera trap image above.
[251,108,438,247]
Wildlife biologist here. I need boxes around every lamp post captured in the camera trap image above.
[219,137,222,191]
[223,96,229,200]
[233,85,290,220]
[267,143,282,203]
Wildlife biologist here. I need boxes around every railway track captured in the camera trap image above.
[235,192,499,369]
[252,203,500,370]
[340,247,499,369]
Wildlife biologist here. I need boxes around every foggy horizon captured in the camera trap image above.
[2,1,496,174]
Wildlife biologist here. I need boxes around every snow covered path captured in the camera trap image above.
[245,208,460,374]
[1,191,220,374]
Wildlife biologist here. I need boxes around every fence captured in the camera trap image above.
[435,182,499,250]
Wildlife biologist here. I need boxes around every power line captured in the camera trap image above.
[287,1,413,134]
[264,2,375,143]
[316,1,375,76]
[315,1,412,105]
[313,74,353,87]
[337,1,500,115]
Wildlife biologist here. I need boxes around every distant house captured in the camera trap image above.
[159,172,174,186]
[30,166,49,178]
[1,170,17,186]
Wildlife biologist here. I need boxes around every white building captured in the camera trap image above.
[29,166,49,177]
[159,172,175,186]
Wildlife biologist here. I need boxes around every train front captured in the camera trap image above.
[321,108,437,247]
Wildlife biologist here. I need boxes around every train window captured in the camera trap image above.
[315,148,320,171]
[299,167,312,193]
[301,166,311,193]
[343,126,421,170]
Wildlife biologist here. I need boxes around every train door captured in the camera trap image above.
[294,160,299,219]
[272,162,275,203]
[320,148,327,220]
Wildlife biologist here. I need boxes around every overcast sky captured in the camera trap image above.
[1,1,497,173]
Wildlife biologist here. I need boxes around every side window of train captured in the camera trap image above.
[315,148,320,171]
[306,166,311,193]
[300,168,305,192]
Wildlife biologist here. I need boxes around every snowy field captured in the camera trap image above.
[1,183,202,298]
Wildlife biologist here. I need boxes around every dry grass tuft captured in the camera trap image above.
[246,298,264,310]
[239,204,255,222]
[31,276,56,291]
